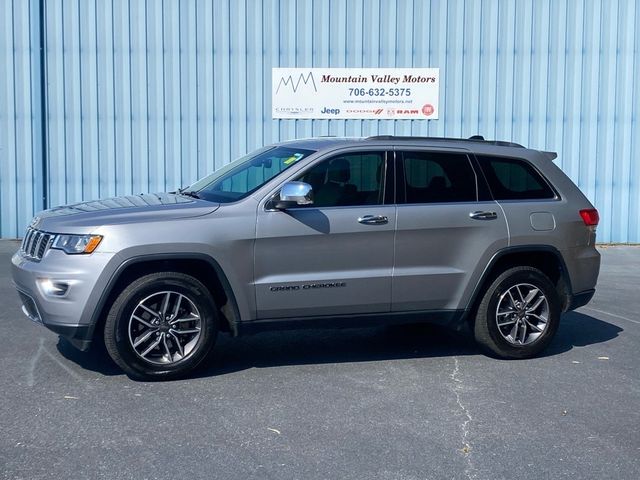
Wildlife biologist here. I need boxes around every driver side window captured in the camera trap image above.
[297,152,386,207]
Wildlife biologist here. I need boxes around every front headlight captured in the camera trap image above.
[51,234,103,254]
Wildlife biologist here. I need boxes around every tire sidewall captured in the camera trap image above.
[106,274,217,380]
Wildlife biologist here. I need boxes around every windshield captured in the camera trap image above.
[185,146,315,203]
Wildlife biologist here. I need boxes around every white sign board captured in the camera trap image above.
[272,68,439,120]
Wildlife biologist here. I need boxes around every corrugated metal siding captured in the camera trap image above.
[0,0,43,239]
[0,0,638,242]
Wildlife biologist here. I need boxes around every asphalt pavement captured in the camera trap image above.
[1,240,638,480]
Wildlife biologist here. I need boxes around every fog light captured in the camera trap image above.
[39,279,69,297]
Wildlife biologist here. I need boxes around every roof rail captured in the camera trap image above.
[365,135,525,148]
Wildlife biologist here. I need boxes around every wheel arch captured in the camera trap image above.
[87,253,241,344]
[464,245,573,323]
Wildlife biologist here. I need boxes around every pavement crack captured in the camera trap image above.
[449,357,476,480]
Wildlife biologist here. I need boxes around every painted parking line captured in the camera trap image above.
[581,306,640,325]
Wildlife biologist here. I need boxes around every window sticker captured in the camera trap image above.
[283,153,305,165]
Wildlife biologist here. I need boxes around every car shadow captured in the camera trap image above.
[197,323,476,378]
[55,311,623,378]
[195,311,623,377]
[56,337,122,376]
[540,310,624,357]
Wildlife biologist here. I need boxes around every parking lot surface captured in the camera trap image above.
[1,240,639,480]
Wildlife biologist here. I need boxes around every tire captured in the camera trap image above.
[104,272,218,380]
[474,266,561,359]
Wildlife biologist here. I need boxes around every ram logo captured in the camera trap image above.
[275,71,317,94]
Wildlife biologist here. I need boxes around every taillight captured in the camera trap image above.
[579,209,599,226]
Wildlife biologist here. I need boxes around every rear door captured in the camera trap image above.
[254,149,396,319]
[392,148,509,312]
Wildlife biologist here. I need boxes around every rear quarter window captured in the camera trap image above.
[476,156,556,200]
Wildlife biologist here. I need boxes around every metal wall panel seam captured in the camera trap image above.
[611,0,627,241]
[13,0,29,222]
[110,0,119,195]
[177,0,183,190]
[28,0,38,220]
[61,0,68,205]
[193,0,199,181]
[93,0,101,198]
[13,0,35,236]
[629,0,639,240]
[128,0,134,194]
[11,0,20,235]
[613,0,630,241]
[34,0,45,213]
[161,0,168,193]
[143,0,150,194]
[476,0,483,136]
[1,0,7,233]
[77,0,84,200]
[596,0,616,242]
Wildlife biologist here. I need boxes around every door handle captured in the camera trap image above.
[469,211,498,220]
[358,215,389,225]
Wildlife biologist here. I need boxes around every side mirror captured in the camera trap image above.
[274,181,314,209]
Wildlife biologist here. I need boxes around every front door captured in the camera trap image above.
[254,150,395,319]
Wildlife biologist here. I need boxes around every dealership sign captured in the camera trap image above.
[272,68,439,120]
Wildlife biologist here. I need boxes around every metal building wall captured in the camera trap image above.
[0,0,43,240]
[0,0,638,242]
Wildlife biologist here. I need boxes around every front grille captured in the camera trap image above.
[20,228,53,261]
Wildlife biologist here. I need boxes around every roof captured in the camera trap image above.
[366,135,525,148]
[275,135,530,153]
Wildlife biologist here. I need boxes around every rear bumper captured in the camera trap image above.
[566,289,596,311]
[564,246,601,295]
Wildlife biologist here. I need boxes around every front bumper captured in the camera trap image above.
[11,248,115,350]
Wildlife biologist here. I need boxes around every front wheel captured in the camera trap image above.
[474,266,561,359]
[104,272,218,380]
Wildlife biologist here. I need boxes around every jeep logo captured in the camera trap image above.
[320,107,340,115]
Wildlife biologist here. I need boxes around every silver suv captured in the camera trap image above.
[12,136,601,380]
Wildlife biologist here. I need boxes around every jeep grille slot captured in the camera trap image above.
[20,228,53,261]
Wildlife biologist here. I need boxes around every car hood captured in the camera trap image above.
[31,193,219,233]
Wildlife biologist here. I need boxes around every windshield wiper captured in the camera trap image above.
[178,189,200,199]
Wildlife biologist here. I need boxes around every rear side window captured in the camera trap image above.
[399,151,477,203]
[477,156,556,200]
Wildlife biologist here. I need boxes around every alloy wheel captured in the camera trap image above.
[495,283,550,346]
[128,291,202,365]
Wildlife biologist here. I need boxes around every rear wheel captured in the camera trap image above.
[474,266,560,359]
[104,272,218,380]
